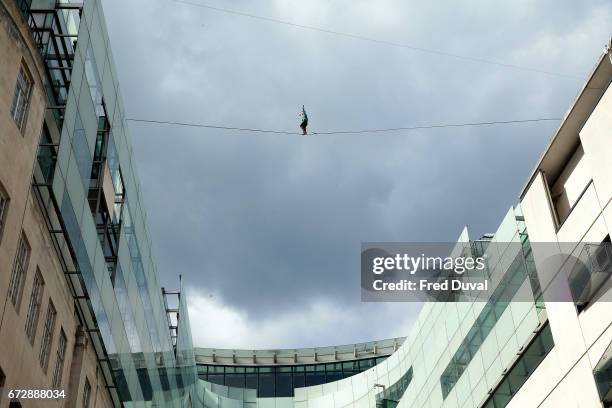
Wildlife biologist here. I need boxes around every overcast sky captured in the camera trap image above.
[101,0,611,349]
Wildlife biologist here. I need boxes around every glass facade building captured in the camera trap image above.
[1,0,611,407]
[193,338,402,399]
[197,357,390,397]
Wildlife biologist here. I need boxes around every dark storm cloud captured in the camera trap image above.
[100,0,611,345]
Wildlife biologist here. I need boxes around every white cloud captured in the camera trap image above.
[186,286,419,349]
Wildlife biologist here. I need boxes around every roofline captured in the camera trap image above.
[519,39,612,200]
[193,336,405,366]
[194,336,405,355]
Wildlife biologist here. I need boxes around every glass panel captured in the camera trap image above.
[377,367,413,406]
[292,372,305,389]
[481,324,554,408]
[305,366,325,387]
[245,373,257,390]
[359,359,374,371]
[226,373,245,388]
[258,372,275,397]
[207,373,223,385]
[276,373,293,397]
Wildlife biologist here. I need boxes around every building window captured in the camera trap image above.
[8,232,30,309]
[37,124,57,184]
[39,300,57,371]
[376,367,413,408]
[197,356,389,398]
[482,323,554,408]
[83,378,91,408]
[51,329,67,388]
[594,335,612,404]
[10,65,33,132]
[0,185,8,242]
[546,143,591,227]
[87,101,125,286]
[25,270,45,343]
[439,251,534,400]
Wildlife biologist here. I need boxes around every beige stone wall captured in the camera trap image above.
[0,1,113,407]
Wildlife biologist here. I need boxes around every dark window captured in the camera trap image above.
[245,372,258,390]
[225,366,245,388]
[276,367,293,397]
[39,300,57,371]
[207,365,224,385]
[25,269,44,343]
[325,363,343,383]
[8,232,30,309]
[594,343,612,404]
[359,359,374,371]
[292,366,305,389]
[197,365,207,379]
[51,329,67,387]
[258,368,275,397]
[196,357,391,397]
[10,65,32,131]
[342,361,358,377]
[305,365,325,386]
[136,368,153,401]
[37,124,57,184]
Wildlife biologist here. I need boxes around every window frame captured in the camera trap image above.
[8,232,31,310]
[10,64,33,133]
[51,329,67,388]
[39,300,57,372]
[25,269,45,344]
